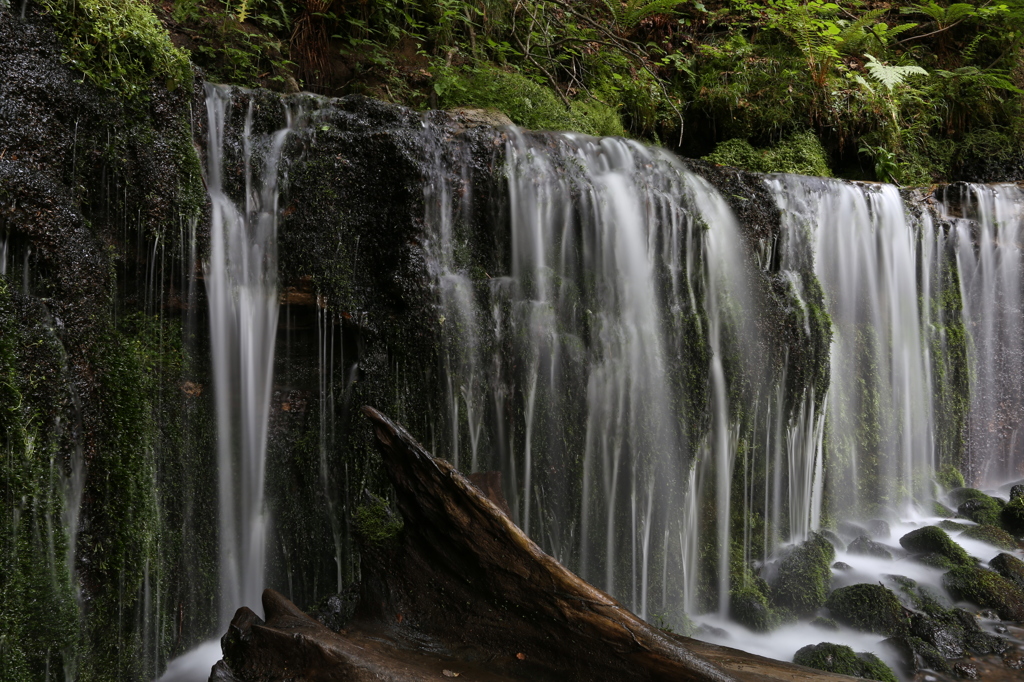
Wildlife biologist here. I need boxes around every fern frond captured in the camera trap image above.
[864,53,928,91]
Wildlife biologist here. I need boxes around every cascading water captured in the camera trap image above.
[941,184,1024,483]
[157,84,292,682]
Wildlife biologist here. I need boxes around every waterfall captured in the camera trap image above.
[768,175,937,516]
[157,85,292,682]
[941,184,1024,483]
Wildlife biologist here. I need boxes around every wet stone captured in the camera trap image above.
[990,552,1024,590]
[832,561,852,570]
[952,661,979,679]
[848,535,893,559]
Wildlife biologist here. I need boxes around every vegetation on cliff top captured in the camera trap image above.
[34,0,1023,183]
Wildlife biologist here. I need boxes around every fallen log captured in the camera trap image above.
[210,406,858,681]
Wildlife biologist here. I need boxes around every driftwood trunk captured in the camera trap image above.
[211,407,856,682]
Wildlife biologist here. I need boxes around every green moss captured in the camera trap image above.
[942,565,1024,621]
[938,519,969,532]
[793,643,897,682]
[703,131,832,177]
[990,552,1024,591]
[353,496,404,546]
[39,0,192,98]
[898,526,973,567]
[1001,497,1024,534]
[825,584,910,637]
[770,532,835,617]
[936,465,965,491]
[434,64,624,136]
[959,524,1017,550]
[947,487,994,506]
[0,281,80,681]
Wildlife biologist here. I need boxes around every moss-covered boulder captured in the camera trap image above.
[1000,497,1024,534]
[932,501,955,518]
[825,584,910,636]
[939,520,969,532]
[848,535,893,559]
[948,487,996,507]
[958,497,1003,526]
[942,566,1024,621]
[819,529,845,551]
[810,616,839,631]
[898,526,973,567]
[989,553,1024,591]
[729,585,776,632]
[770,533,835,617]
[959,525,1017,550]
[792,643,897,682]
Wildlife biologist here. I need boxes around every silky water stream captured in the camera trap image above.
[160,91,1024,679]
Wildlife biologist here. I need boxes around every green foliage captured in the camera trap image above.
[39,0,192,97]
[0,280,80,682]
[703,131,832,176]
[353,496,404,546]
[936,465,965,491]
[433,64,624,136]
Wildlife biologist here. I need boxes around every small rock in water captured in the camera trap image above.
[952,661,979,679]
[832,561,852,570]
[867,519,891,539]
[1003,649,1024,669]
[695,623,730,639]
[442,670,460,677]
[995,624,1009,634]
[848,535,893,559]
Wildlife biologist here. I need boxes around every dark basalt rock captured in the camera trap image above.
[883,636,951,675]
[825,584,910,637]
[792,643,896,682]
[848,535,893,559]
[990,552,1024,591]
[942,566,1024,622]
[899,526,973,567]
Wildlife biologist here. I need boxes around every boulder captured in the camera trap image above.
[1000,497,1024,534]
[770,533,835,617]
[942,566,1024,621]
[958,497,1002,526]
[898,526,973,566]
[958,524,1016,550]
[848,535,893,559]
[882,636,951,675]
[792,643,896,682]
[1010,484,1024,502]
[825,584,910,636]
[990,552,1024,591]
[948,487,997,507]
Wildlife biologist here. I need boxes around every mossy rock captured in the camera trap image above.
[770,533,835,617]
[948,487,995,507]
[913,553,959,570]
[942,566,1024,621]
[931,500,955,518]
[810,616,839,631]
[703,131,832,177]
[883,636,952,675]
[988,553,1024,592]
[958,497,1002,526]
[938,520,969,532]
[959,525,1017,550]
[937,466,966,491]
[1000,498,1024,534]
[898,526,973,567]
[729,585,777,632]
[793,643,897,682]
[1010,484,1024,502]
[825,584,910,637]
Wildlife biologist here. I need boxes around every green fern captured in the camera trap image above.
[902,2,979,28]
[864,53,928,91]
[601,0,682,28]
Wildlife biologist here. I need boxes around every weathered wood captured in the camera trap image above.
[211,407,859,682]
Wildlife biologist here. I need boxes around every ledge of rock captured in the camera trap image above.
[210,406,860,682]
